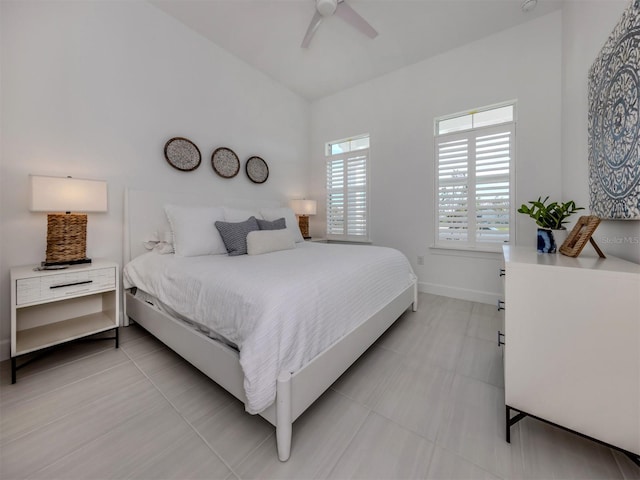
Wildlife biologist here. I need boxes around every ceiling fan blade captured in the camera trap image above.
[335,1,378,39]
[301,11,323,48]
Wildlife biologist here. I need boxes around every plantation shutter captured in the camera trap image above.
[474,126,512,244]
[326,158,345,236]
[436,123,513,249]
[326,149,369,239]
[437,135,470,243]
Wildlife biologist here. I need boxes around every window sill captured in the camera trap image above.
[429,244,504,259]
[325,237,373,245]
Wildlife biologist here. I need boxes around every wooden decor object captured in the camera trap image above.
[46,213,89,264]
[559,215,605,258]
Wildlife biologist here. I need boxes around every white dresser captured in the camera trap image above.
[502,246,640,459]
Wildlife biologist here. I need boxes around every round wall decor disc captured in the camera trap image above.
[211,147,240,178]
[245,156,269,184]
[164,137,201,171]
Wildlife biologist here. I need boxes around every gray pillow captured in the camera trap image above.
[257,217,286,230]
[215,216,260,256]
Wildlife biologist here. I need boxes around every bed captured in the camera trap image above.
[122,188,418,461]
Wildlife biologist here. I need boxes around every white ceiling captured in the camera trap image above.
[149,0,563,101]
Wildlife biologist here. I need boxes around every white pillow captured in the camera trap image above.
[164,205,226,256]
[223,207,263,222]
[247,230,296,255]
[260,207,304,243]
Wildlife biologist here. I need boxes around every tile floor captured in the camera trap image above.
[0,293,637,479]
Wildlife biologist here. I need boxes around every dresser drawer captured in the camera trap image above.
[16,267,116,306]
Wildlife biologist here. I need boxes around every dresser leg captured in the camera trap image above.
[505,405,528,444]
[11,357,16,384]
[115,327,119,349]
[505,405,511,443]
[625,452,640,467]
[507,405,640,463]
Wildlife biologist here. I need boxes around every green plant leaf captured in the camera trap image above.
[517,196,583,229]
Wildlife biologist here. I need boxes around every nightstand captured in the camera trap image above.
[10,260,120,383]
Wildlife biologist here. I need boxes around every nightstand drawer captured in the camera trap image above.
[16,267,116,305]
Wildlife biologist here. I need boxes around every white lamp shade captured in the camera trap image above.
[30,175,108,213]
[290,199,317,216]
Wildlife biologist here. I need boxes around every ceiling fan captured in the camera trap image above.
[301,0,378,48]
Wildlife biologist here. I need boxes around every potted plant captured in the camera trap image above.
[517,196,584,253]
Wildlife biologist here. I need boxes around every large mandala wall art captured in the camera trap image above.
[588,0,640,219]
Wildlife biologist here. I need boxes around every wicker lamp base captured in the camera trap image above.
[45,213,91,265]
[298,215,310,239]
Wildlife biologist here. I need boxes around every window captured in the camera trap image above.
[326,134,370,241]
[435,102,515,251]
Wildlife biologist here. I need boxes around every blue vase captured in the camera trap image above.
[537,228,557,253]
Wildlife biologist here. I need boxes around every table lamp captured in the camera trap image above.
[290,199,316,239]
[29,175,108,266]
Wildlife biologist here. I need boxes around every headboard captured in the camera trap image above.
[124,188,282,263]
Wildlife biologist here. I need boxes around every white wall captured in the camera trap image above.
[2,1,636,360]
[561,0,639,264]
[310,12,563,304]
[0,1,310,359]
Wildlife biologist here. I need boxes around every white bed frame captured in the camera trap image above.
[123,188,418,461]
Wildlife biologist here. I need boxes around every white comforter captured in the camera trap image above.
[123,242,415,414]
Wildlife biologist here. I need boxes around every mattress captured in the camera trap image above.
[123,241,415,414]
[131,289,238,349]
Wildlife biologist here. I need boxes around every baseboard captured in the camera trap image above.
[418,281,499,306]
[0,338,10,362]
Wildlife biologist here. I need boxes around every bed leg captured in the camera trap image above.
[122,291,129,327]
[276,371,292,462]
[412,282,418,312]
